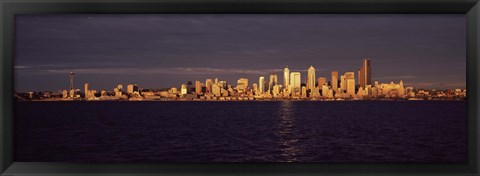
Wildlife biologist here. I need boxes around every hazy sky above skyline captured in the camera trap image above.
[15,14,466,92]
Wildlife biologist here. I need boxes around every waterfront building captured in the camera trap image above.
[284,66,290,88]
[358,58,371,89]
[307,65,316,91]
[237,78,248,93]
[252,83,258,95]
[127,84,134,94]
[259,76,265,94]
[331,71,338,93]
[181,84,187,95]
[317,77,327,88]
[290,72,301,97]
[195,80,202,94]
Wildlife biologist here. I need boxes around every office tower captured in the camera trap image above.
[317,77,327,88]
[84,83,89,98]
[237,78,248,92]
[69,72,75,90]
[347,78,356,96]
[195,80,202,94]
[206,79,213,92]
[344,72,355,96]
[84,83,89,94]
[358,58,371,88]
[307,65,316,91]
[340,75,346,91]
[331,71,338,92]
[252,83,258,95]
[259,76,265,94]
[268,74,278,92]
[127,84,134,94]
[284,66,290,88]
[290,72,301,97]
[181,84,187,95]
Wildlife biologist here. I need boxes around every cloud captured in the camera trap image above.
[19,67,285,76]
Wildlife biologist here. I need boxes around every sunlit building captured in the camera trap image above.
[358,58,371,89]
[259,76,265,94]
[340,75,346,93]
[307,65,316,91]
[195,80,202,94]
[317,77,327,88]
[290,72,301,97]
[237,78,248,93]
[331,71,338,93]
[268,74,278,93]
[347,77,356,96]
[284,66,290,88]
[181,84,187,95]
[206,79,213,93]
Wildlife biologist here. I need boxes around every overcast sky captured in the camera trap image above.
[14,14,466,92]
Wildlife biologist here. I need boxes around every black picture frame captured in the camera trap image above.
[1,0,479,175]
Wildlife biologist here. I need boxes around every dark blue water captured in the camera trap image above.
[15,101,467,162]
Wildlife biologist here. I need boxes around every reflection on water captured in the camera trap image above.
[277,101,300,162]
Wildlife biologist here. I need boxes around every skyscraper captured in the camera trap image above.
[331,71,338,92]
[259,76,265,94]
[84,83,89,98]
[268,74,278,93]
[84,83,90,96]
[290,72,301,97]
[284,66,290,88]
[340,75,346,92]
[347,79,355,96]
[345,72,356,96]
[195,80,202,94]
[358,58,371,88]
[307,65,316,91]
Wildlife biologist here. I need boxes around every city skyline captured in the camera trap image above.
[14,14,466,91]
[16,58,467,102]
